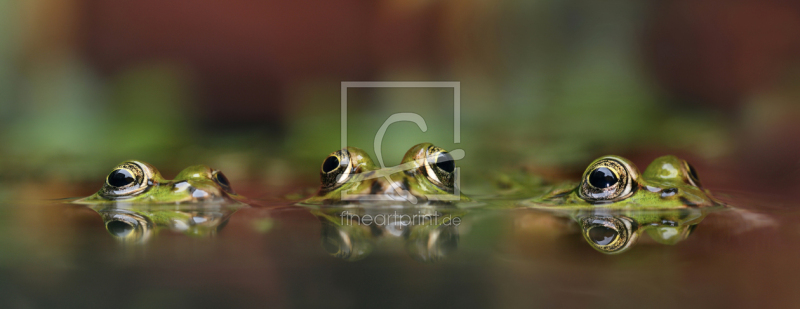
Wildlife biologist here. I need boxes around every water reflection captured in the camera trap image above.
[311,205,464,262]
[83,198,720,256]
[570,208,708,254]
[88,204,243,244]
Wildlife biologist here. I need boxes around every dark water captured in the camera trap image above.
[0,191,797,309]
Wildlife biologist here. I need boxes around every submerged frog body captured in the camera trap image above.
[527,155,722,209]
[75,161,242,204]
[304,143,467,204]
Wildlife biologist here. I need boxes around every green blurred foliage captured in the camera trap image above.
[0,0,739,189]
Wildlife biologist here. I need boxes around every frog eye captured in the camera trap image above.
[320,149,353,189]
[422,146,456,192]
[683,161,702,188]
[580,216,638,254]
[102,161,153,198]
[212,171,234,193]
[579,157,637,202]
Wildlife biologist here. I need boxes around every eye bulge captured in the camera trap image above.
[432,151,455,174]
[213,171,234,193]
[579,157,636,202]
[422,146,457,191]
[322,155,340,174]
[320,149,352,189]
[102,161,152,198]
[684,161,702,187]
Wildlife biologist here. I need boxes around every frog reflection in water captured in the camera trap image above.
[312,207,463,262]
[73,161,246,243]
[89,204,241,244]
[304,143,467,204]
[570,208,707,254]
[74,160,243,204]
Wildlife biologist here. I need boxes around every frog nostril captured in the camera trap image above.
[661,188,678,198]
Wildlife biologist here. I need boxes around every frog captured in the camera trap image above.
[303,143,468,204]
[73,160,244,204]
[90,204,242,244]
[312,206,463,262]
[508,155,723,253]
[524,155,723,209]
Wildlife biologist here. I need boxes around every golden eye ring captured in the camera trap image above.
[421,145,456,192]
[579,157,636,202]
[320,149,353,190]
[102,161,153,199]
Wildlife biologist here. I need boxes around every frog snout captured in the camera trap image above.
[366,177,417,202]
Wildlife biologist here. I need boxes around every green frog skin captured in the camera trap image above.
[525,155,723,209]
[303,143,467,205]
[74,160,243,204]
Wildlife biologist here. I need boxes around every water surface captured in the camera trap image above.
[0,189,796,309]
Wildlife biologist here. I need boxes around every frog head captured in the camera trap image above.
[75,161,241,204]
[304,143,465,204]
[535,155,720,209]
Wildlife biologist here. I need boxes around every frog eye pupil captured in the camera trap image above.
[107,220,134,237]
[589,167,618,188]
[322,156,340,173]
[434,152,455,173]
[588,226,618,245]
[108,169,135,187]
[215,172,231,187]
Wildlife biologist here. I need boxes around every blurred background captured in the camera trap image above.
[1,0,799,198]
